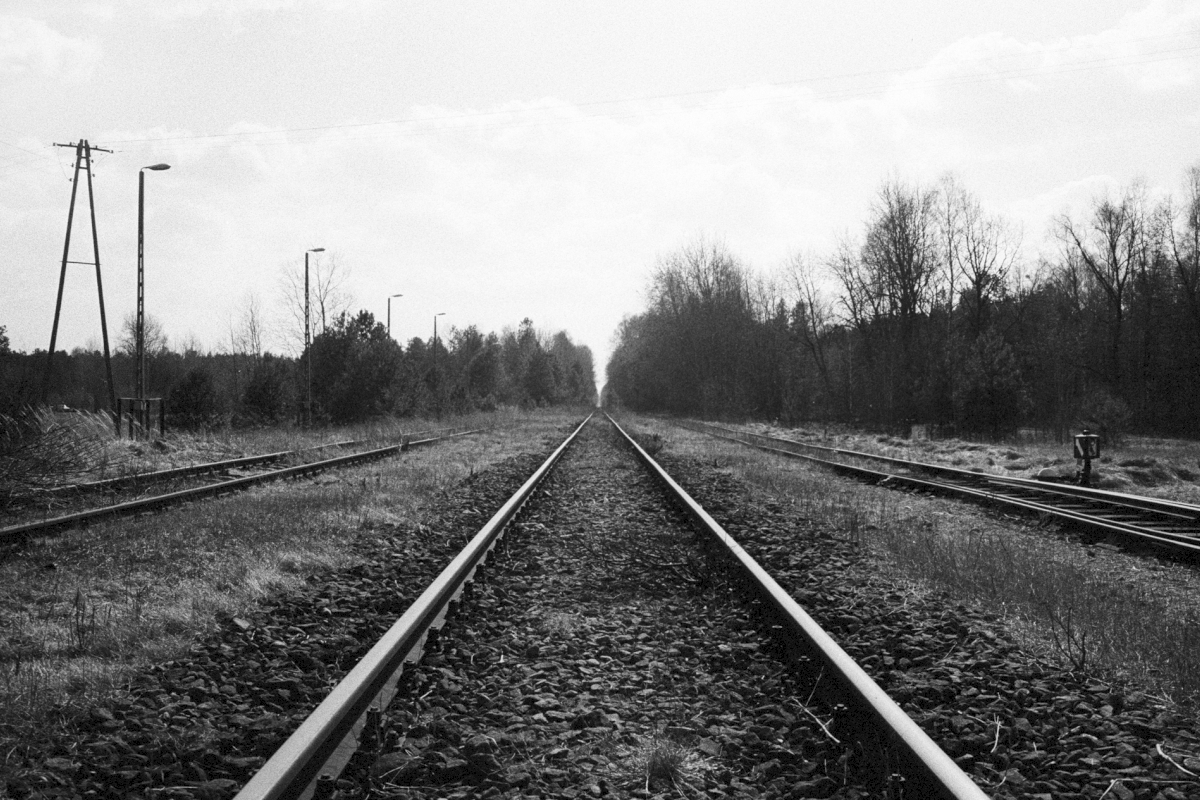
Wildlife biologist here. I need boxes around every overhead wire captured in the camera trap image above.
[100,37,1200,152]
[3,27,1198,168]
[96,39,1200,154]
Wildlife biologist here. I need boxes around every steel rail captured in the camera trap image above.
[607,413,989,800]
[0,429,483,543]
[685,420,1200,522]
[677,420,1200,557]
[46,439,368,495]
[233,413,593,800]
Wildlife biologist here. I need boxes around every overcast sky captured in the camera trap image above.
[2,0,1199,389]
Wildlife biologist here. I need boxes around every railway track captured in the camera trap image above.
[232,413,986,799]
[673,419,1200,559]
[9,413,1199,798]
[0,426,482,543]
[41,438,371,496]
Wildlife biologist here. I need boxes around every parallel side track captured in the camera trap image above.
[675,419,1200,558]
[0,428,483,543]
[44,438,370,495]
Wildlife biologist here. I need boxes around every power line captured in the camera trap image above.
[101,41,1200,151]
[3,28,1197,169]
[0,137,50,159]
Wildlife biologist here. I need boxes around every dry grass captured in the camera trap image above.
[69,408,517,483]
[0,409,113,501]
[0,408,581,743]
[608,728,713,795]
[633,416,1200,705]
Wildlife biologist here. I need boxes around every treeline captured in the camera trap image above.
[0,316,596,426]
[606,165,1200,439]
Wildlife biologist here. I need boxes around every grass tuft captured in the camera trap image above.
[608,730,710,794]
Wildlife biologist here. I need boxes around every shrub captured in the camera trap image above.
[241,356,295,424]
[952,330,1029,439]
[1075,389,1132,446]
[169,368,221,429]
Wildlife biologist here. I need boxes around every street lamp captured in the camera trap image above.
[304,247,325,426]
[433,312,445,345]
[387,293,403,338]
[136,163,170,432]
[433,312,445,417]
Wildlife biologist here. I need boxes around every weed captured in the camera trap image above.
[643,736,689,790]
[68,590,98,653]
[1038,600,1090,671]
[608,728,709,794]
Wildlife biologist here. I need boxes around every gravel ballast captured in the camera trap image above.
[7,414,1200,799]
[343,418,874,798]
[650,434,1200,800]
[1,437,562,799]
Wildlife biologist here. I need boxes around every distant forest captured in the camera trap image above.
[0,315,597,426]
[606,165,1200,440]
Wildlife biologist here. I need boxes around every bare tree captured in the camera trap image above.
[782,252,835,398]
[176,331,206,357]
[1056,181,1148,386]
[939,176,1021,337]
[862,177,941,322]
[828,234,881,331]
[646,237,754,414]
[229,291,267,359]
[118,312,168,358]
[277,252,353,354]
[1166,164,1200,344]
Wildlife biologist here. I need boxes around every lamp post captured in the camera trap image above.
[136,163,170,432]
[304,247,324,426]
[387,293,403,338]
[433,312,445,418]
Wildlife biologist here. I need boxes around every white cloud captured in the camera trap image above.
[137,0,374,19]
[886,1,1199,107]
[0,14,98,80]
[5,2,1197,371]
[1103,0,1200,90]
